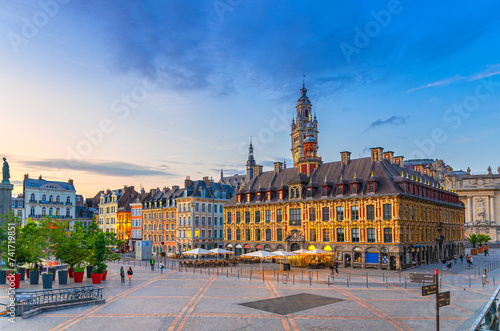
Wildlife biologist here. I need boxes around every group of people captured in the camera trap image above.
[465,254,474,268]
[119,266,134,283]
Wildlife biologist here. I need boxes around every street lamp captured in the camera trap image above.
[436,234,445,261]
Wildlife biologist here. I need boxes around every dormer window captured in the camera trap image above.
[237,194,242,203]
[290,186,300,199]
[321,186,327,196]
[337,185,343,195]
[256,193,261,201]
[368,182,375,193]
[279,191,283,200]
[350,184,357,195]
[267,192,271,200]
[246,193,251,202]
[307,188,313,198]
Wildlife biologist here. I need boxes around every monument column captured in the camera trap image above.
[0,157,13,223]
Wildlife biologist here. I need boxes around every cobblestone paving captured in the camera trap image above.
[1,249,499,330]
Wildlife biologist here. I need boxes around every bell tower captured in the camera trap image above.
[291,79,318,167]
[297,122,322,175]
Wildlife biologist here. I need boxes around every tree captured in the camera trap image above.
[466,234,480,249]
[37,218,67,273]
[18,220,44,269]
[477,234,491,247]
[0,212,28,270]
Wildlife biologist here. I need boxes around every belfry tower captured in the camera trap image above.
[291,80,318,167]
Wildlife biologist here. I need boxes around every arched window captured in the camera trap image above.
[42,207,46,216]
[30,206,35,216]
[66,196,70,204]
[49,195,53,203]
[188,217,191,225]
[66,208,70,217]
[55,208,60,216]
[56,196,60,203]
[42,194,47,202]
[49,208,53,215]
[30,194,35,202]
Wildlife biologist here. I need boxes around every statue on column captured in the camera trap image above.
[2,158,10,183]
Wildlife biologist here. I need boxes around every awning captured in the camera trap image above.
[235,244,242,248]
[226,244,233,248]
[244,244,250,249]
[256,244,262,249]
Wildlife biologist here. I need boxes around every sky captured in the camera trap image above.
[1,0,500,197]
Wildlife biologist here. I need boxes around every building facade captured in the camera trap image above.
[11,194,25,225]
[224,85,465,270]
[98,186,138,234]
[176,177,235,252]
[23,174,76,221]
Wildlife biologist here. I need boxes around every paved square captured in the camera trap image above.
[240,293,345,315]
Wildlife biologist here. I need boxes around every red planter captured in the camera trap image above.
[68,268,74,278]
[91,273,103,284]
[101,270,108,281]
[471,249,478,255]
[7,273,20,289]
[478,247,484,253]
[26,269,32,279]
[73,271,84,283]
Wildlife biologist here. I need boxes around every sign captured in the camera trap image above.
[422,284,437,296]
[438,291,450,307]
[410,273,435,283]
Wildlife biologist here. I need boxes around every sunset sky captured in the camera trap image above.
[1,1,500,197]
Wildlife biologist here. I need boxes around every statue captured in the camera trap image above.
[488,166,492,174]
[467,167,471,175]
[2,157,10,183]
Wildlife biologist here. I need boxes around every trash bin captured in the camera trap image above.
[283,263,291,271]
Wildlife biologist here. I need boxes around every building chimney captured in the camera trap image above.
[423,167,430,175]
[430,169,436,178]
[39,175,42,180]
[370,147,384,162]
[414,165,423,174]
[24,173,29,180]
[185,176,192,188]
[383,151,394,164]
[203,176,211,187]
[172,185,180,191]
[253,165,263,178]
[340,151,351,165]
[68,179,73,185]
[394,156,404,165]
[274,162,283,174]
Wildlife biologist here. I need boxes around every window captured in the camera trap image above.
[202,217,206,226]
[42,194,46,202]
[49,207,53,215]
[310,229,317,241]
[383,204,392,220]
[245,229,250,241]
[236,229,241,240]
[265,229,272,241]
[399,204,403,219]
[30,206,35,216]
[214,217,217,226]
[350,184,357,194]
[277,228,283,241]
[201,204,205,212]
[245,211,250,223]
[368,182,375,193]
[227,229,232,240]
[336,228,344,242]
[256,228,261,241]
[195,216,199,225]
[195,203,199,212]
[236,212,241,223]
[201,230,205,238]
[276,209,282,222]
[208,204,211,213]
[227,212,232,224]
[66,196,70,204]
[49,195,53,203]
[66,209,70,217]
[289,208,301,226]
[321,186,327,196]
[307,188,312,198]
[310,208,316,221]
[208,230,212,238]
[351,206,359,220]
[256,193,261,201]
[384,228,393,243]
[367,228,375,243]
[188,217,191,225]
[337,185,343,195]
[265,210,271,223]
[336,206,344,221]
[351,228,360,242]
[323,228,330,242]
[366,205,375,220]
[255,211,261,223]
[30,193,35,202]
[220,230,223,239]
[322,207,329,221]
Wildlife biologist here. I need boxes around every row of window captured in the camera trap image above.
[100,206,116,214]
[30,206,71,217]
[143,224,176,231]
[131,209,142,216]
[177,229,224,239]
[144,234,175,242]
[177,203,224,213]
[177,216,224,227]
[30,193,72,204]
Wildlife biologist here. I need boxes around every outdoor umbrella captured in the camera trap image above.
[182,248,212,261]
[209,248,234,261]
[303,249,330,255]
[242,250,275,271]
[292,249,310,254]
[272,251,295,270]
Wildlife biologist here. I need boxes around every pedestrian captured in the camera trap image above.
[39,262,44,275]
[454,257,457,263]
[470,256,474,266]
[447,261,452,270]
[151,258,155,271]
[334,263,339,276]
[482,269,489,285]
[466,255,471,268]
[160,262,164,274]
[441,259,447,271]
[127,267,133,283]
[460,255,464,264]
[120,266,125,283]
[329,264,334,277]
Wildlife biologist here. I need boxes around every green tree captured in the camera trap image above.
[0,212,27,270]
[466,234,480,249]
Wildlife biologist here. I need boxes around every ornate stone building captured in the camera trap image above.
[224,85,465,270]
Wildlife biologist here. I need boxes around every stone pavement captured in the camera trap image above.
[0,249,498,331]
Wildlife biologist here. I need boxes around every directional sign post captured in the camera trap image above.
[438,291,450,307]
[410,272,435,284]
[422,284,437,296]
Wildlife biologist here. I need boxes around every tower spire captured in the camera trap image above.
[303,74,305,89]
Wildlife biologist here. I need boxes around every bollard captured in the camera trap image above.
[201,267,202,275]
[262,271,264,282]
[404,277,407,289]
[309,274,312,286]
[399,272,401,283]
[469,269,471,288]
[238,270,239,279]
[347,276,349,288]
[134,260,136,266]
[293,273,295,285]
[385,277,388,288]
[366,273,368,288]
[494,276,496,286]
[217,269,219,276]
[383,272,385,282]
[277,274,279,284]
[302,270,304,280]
[250,271,252,281]
[227,270,228,278]
[274,268,276,277]
[316,271,318,281]
[349,272,351,282]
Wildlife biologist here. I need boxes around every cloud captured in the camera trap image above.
[469,64,500,81]
[364,115,410,133]
[22,159,177,178]
[406,75,465,93]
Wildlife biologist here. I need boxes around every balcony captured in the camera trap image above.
[29,200,37,204]
[65,202,73,205]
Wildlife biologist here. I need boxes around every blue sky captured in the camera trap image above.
[1,0,499,196]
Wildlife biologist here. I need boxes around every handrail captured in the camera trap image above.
[459,284,500,330]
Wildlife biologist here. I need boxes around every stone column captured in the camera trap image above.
[468,197,473,224]
[490,195,495,225]
[0,182,14,223]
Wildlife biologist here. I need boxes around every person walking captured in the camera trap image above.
[442,259,447,271]
[470,256,474,266]
[334,263,339,276]
[460,254,464,264]
[120,266,125,283]
[482,269,490,286]
[127,267,133,283]
[151,258,155,271]
[160,262,164,274]
[466,255,471,268]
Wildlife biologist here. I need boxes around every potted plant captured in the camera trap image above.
[101,232,120,281]
[7,269,21,289]
[83,219,100,279]
[0,213,24,287]
[42,270,53,289]
[73,265,85,283]
[19,221,43,285]
[91,232,107,284]
[467,234,480,255]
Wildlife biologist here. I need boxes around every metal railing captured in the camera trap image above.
[15,286,103,314]
[458,284,500,330]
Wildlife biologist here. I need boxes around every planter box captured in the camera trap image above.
[68,268,74,278]
[86,266,94,278]
[7,273,20,289]
[26,268,32,279]
[58,270,68,285]
[19,268,25,281]
[471,249,478,255]
[42,273,53,289]
[478,247,484,253]
[101,270,108,281]
[29,271,40,285]
[0,270,6,284]
[91,273,103,284]
[73,271,84,283]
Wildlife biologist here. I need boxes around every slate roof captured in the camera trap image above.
[226,157,460,206]
[24,178,75,191]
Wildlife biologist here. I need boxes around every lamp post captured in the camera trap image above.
[436,234,445,261]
